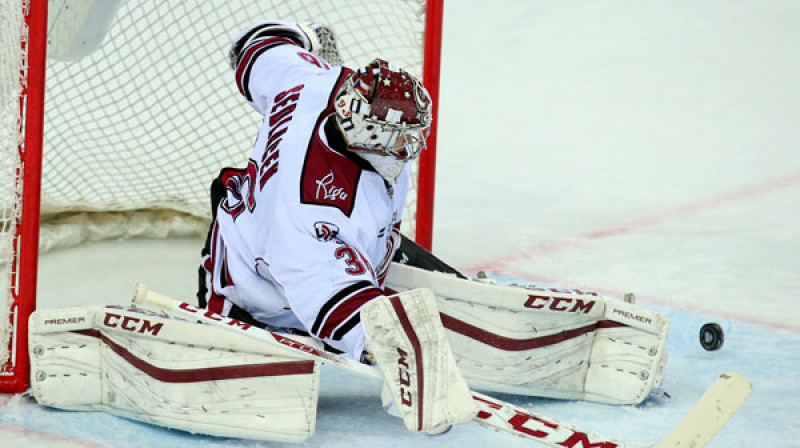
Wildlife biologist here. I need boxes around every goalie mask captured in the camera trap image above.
[334,59,432,182]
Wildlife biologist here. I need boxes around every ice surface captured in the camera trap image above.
[3,0,799,447]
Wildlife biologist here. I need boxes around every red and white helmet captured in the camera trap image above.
[334,59,432,179]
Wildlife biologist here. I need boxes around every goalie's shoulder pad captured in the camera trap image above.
[29,305,320,442]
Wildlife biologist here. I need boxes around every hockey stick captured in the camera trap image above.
[133,285,751,448]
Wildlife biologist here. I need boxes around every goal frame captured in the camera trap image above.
[0,0,46,394]
[1,0,443,393]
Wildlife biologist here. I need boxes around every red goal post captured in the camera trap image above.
[1,0,443,393]
[0,0,45,394]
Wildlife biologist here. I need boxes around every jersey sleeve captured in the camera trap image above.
[231,21,334,114]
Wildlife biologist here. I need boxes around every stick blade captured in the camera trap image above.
[653,372,752,448]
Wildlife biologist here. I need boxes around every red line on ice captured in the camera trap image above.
[464,171,800,332]
[468,171,800,272]
[490,270,800,333]
[0,423,113,448]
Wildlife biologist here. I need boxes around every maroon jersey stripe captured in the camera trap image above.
[235,36,296,100]
[318,287,384,340]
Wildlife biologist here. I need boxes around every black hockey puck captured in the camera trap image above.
[699,323,724,351]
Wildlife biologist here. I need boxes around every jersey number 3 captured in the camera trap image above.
[334,246,366,276]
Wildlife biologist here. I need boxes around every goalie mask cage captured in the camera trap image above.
[1,0,443,393]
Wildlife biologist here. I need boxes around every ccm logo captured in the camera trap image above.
[475,395,618,448]
[103,312,163,335]
[177,302,252,330]
[524,295,597,314]
[274,334,329,359]
[397,347,413,407]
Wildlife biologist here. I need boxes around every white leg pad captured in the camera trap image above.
[29,306,321,442]
[361,289,476,432]
[386,263,669,405]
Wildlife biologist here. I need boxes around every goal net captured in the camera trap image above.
[1,0,441,392]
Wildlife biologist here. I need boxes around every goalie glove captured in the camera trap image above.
[229,20,343,70]
[297,22,343,66]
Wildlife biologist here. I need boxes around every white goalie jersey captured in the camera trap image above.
[200,34,409,359]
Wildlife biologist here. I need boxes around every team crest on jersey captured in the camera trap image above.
[314,221,340,242]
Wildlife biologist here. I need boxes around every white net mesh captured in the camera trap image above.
[39,0,428,250]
